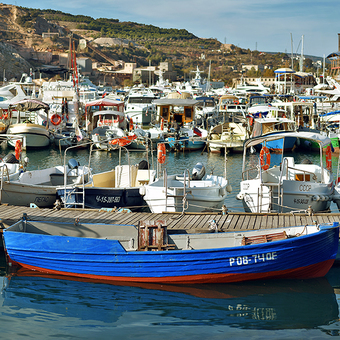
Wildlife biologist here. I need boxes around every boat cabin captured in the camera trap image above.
[153,98,198,126]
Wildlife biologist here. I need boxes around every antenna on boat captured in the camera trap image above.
[290,33,294,69]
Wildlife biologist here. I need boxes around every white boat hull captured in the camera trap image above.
[240,178,333,213]
[0,165,90,208]
[143,174,229,213]
[7,123,50,148]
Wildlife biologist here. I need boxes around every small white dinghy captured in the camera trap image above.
[141,162,231,213]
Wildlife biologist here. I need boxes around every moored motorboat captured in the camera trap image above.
[57,160,156,211]
[237,131,334,213]
[3,218,339,284]
[141,162,231,213]
[0,158,91,208]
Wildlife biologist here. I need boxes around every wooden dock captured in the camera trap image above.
[0,205,340,231]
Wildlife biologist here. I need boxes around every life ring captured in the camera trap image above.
[326,144,332,170]
[157,143,166,164]
[160,118,164,131]
[260,146,270,170]
[15,140,22,160]
[233,100,239,105]
[50,114,62,126]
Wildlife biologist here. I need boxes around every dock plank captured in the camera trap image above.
[1,205,339,233]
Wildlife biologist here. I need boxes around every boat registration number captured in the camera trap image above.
[34,196,50,203]
[294,198,309,204]
[229,252,277,266]
[95,196,121,204]
[299,184,312,191]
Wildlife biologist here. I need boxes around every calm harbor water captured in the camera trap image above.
[1,257,340,339]
[0,144,340,339]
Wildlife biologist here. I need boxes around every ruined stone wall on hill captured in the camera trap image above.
[0,42,33,81]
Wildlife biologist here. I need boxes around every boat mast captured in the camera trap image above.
[290,33,294,69]
[299,35,304,72]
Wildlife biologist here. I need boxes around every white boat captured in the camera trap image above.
[85,98,127,131]
[207,122,248,154]
[237,131,334,213]
[331,153,340,211]
[0,158,91,208]
[141,162,231,213]
[234,77,270,95]
[124,86,157,126]
[6,99,51,148]
[89,107,128,150]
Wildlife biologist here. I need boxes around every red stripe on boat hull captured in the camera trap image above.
[12,259,335,284]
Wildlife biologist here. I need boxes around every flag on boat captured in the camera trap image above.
[75,125,83,141]
[177,90,182,96]
[193,127,202,137]
[102,90,107,98]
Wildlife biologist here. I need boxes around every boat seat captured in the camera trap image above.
[135,169,155,186]
[90,170,115,188]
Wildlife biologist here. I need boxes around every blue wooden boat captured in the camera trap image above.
[167,134,206,151]
[3,218,339,284]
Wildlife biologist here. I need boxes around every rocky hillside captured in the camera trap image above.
[0,4,322,85]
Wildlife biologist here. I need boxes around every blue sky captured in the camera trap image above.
[7,0,340,57]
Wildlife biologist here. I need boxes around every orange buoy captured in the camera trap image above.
[157,143,166,164]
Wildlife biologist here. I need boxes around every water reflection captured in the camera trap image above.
[1,265,338,331]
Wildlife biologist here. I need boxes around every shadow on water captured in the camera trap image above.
[0,261,339,332]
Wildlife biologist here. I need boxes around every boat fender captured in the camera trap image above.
[312,195,321,201]
[326,145,332,170]
[15,140,22,160]
[236,193,244,200]
[260,146,270,170]
[139,186,146,196]
[219,187,226,196]
[226,184,232,193]
[157,143,166,164]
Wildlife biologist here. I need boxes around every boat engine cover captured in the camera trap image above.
[68,158,80,170]
[192,162,206,180]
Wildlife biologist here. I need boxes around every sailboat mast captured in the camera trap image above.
[299,35,304,72]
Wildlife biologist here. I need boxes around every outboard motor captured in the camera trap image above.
[138,160,149,169]
[2,153,19,164]
[192,162,206,180]
[68,158,80,170]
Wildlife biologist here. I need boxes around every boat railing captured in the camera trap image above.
[62,141,95,209]
[241,166,259,181]
[0,164,11,204]
[162,168,191,213]
[280,158,317,183]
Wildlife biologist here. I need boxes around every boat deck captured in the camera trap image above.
[0,205,339,231]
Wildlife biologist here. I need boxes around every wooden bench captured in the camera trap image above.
[242,231,288,245]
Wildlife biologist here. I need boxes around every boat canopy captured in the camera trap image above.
[11,98,49,112]
[85,98,124,108]
[244,131,331,148]
[274,68,295,74]
[153,98,198,107]
[327,51,340,59]
[319,110,340,117]
[92,109,124,117]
